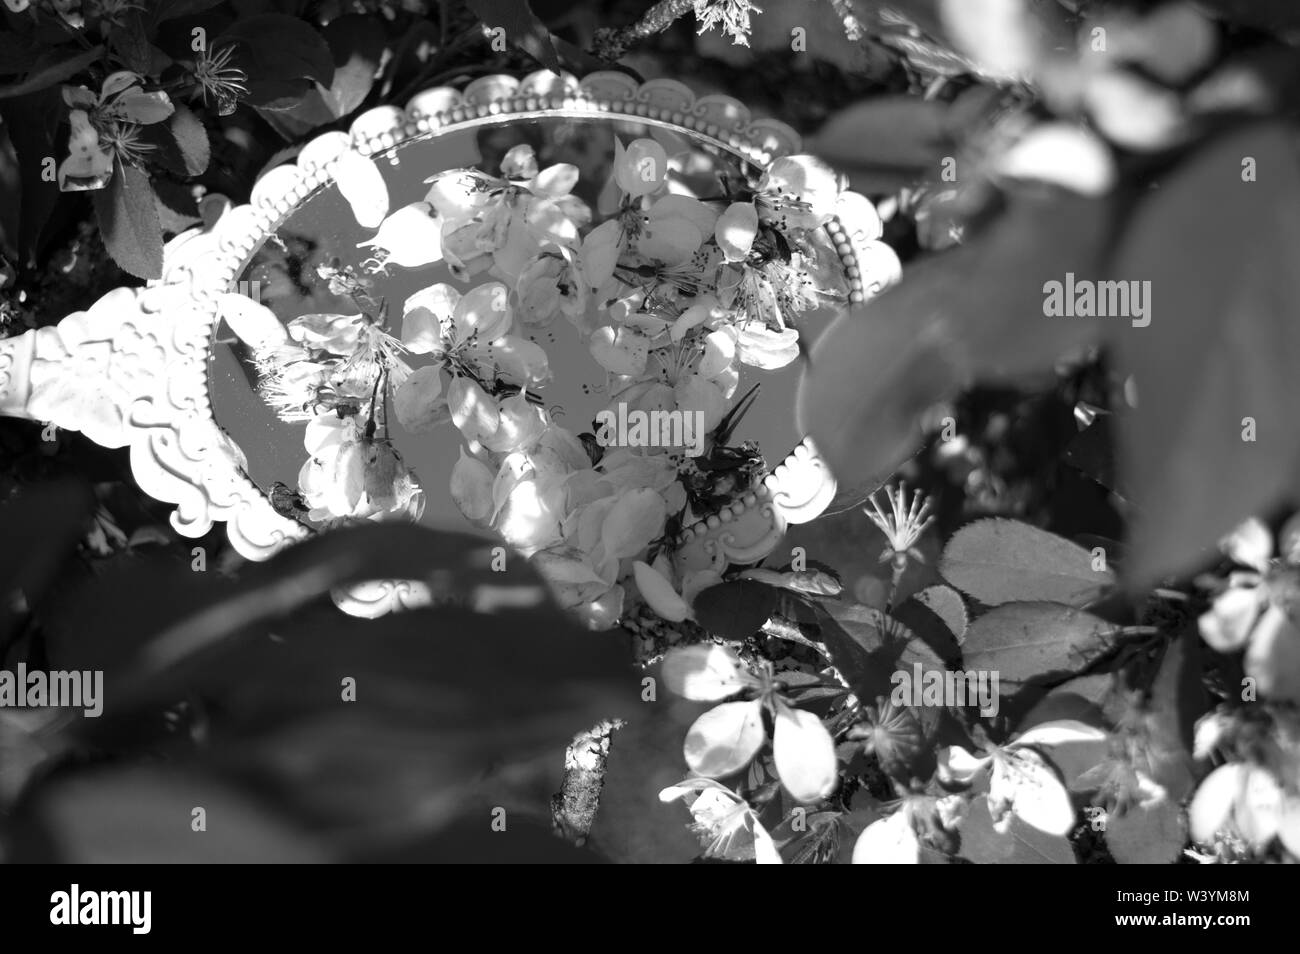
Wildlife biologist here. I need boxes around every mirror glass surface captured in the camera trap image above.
[208,115,849,533]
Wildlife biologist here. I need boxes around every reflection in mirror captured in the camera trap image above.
[208,113,862,625]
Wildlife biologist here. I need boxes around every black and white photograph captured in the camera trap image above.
[0,0,1292,911]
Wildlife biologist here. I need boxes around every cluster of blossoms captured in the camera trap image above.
[52,38,247,191]
[245,136,874,627]
[58,71,175,191]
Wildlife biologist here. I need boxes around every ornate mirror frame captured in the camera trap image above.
[0,70,899,616]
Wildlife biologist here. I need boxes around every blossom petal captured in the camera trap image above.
[852,811,920,864]
[289,313,363,354]
[219,293,288,351]
[614,138,668,197]
[1235,765,1282,848]
[1244,603,1300,702]
[1189,763,1247,844]
[996,750,1075,836]
[393,365,446,433]
[673,374,726,434]
[589,326,648,376]
[1199,586,1262,653]
[638,217,702,266]
[580,221,623,292]
[773,700,838,802]
[450,447,495,523]
[532,162,579,198]
[736,324,800,370]
[632,559,691,622]
[1221,517,1274,572]
[683,699,766,778]
[481,392,547,454]
[661,644,756,702]
[359,201,443,268]
[454,281,512,343]
[335,150,389,229]
[109,88,174,124]
[473,335,551,388]
[601,488,667,559]
[446,375,499,440]
[715,201,758,263]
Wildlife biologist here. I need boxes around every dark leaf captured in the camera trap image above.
[798,193,1111,490]
[151,0,227,25]
[217,14,335,107]
[92,161,164,280]
[814,601,945,703]
[1196,0,1300,31]
[466,0,561,72]
[805,97,954,193]
[1108,122,1300,583]
[693,580,780,639]
[0,33,42,75]
[0,88,63,263]
[143,103,210,176]
[1143,625,1203,802]
[319,14,385,117]
[0,478,96,647]
[0,47,104,100]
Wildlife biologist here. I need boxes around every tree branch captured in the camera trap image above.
[551,718,626,846]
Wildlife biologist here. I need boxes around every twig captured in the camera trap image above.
[760,614,829,657]
[551,718,626,847]
[592,0,697,61]
[825,0,868,42]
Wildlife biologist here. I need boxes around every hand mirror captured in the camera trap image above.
[0,71,900,625]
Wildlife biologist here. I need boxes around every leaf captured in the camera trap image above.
[683,700,766,778]
[814,601,947,703]
[164,102,209,175]
[1109,123,1300,583]
[152,0,226,23]
[959,796,1076,864]
[0,33,42,75]
[1195,0,1300,31]
[0,46,104,100]
[60,523,563,693]
[693,580,779,640]
[22,767,325,863]
[961,602,1120,690]
[217,14,335,106]
[0,87,63,263]
[1143,625,1204,802]
[1106,796,1186,864]
[91,161,163,280]
[911,584,968,643]
[0,478,95,647]
[798,194,1110,491]
[465,0,561,73]
[319,14,385,117]
[143,102,210,177]
[805,97,955,193]
[940,518,1115,607]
